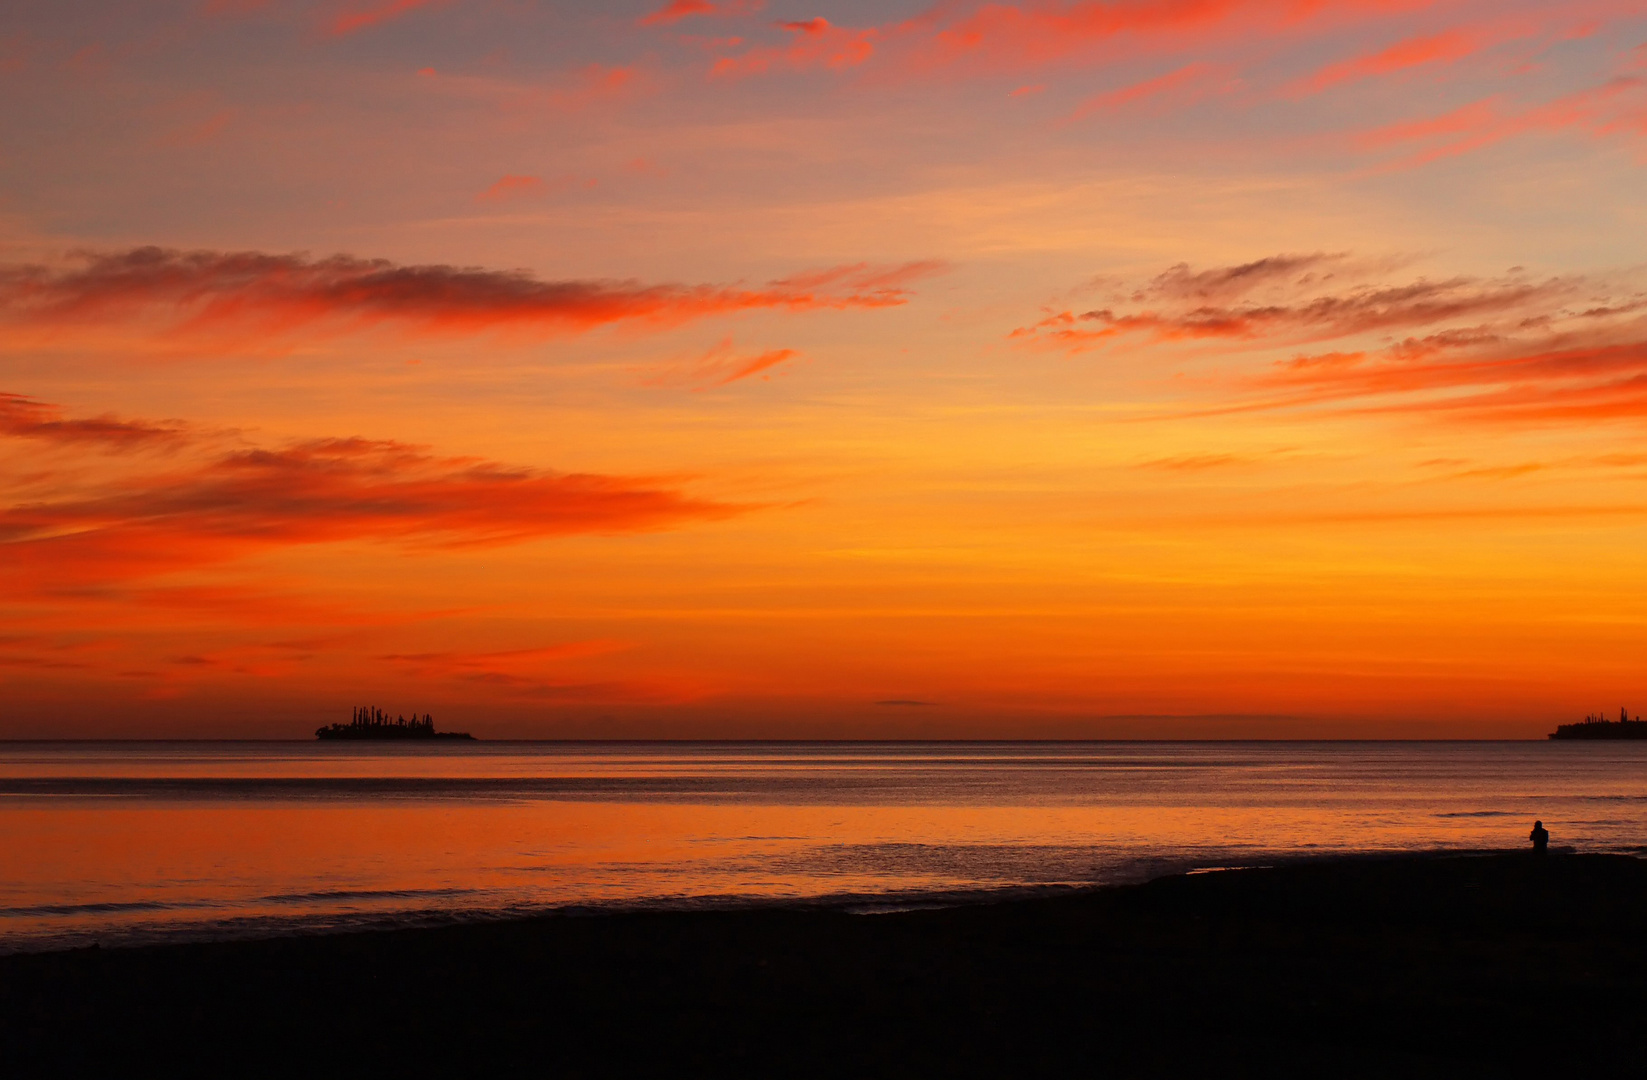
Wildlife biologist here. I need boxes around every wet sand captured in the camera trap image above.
[4,851,1645,1076]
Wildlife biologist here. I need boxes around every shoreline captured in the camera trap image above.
[6,850,1646,1073]
[0,845,1582,957]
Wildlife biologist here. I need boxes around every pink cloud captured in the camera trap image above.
[476,175,546,204]
[1354,75,1647,169]
[647,337,802,389]
[641,0,764,27]
[708,0,1442,82]
[1068,61,1231,119]
[712,17,876,78]
[328,0,445,37]
[547,63,639,109]
[162,107,238,147]
[1290,28,1483,96]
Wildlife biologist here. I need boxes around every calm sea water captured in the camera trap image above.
[2,741,1644,951]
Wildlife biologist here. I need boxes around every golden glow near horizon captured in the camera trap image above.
[3,0,1646,736]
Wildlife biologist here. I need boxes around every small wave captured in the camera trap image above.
[0,899,184,918]
[261,886,480,904]
[1185,865,1273,875]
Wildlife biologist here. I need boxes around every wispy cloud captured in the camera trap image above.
[1012,255,1578,351]
[327,0,445,37]
[1017,254,1647,427]
[647,337,801,388]
[475,174,546,204]
[703,0,1477,82]
[642,0,764,28]
[1254,339,1647,423]
[711,17,875,78]
[1068,61,1233,119]
[0,395,745,591]
[691,0,1641,174]
[1288,28,1484,97]
[0,392,187,447]
[0,249,948,346]
[1354,75,1647,169]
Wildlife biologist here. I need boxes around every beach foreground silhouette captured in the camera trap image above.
[5,851,1646,1075]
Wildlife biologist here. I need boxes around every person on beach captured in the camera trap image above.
[1530,820,1549,853]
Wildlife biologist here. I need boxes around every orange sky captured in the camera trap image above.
[3,0,1646,737]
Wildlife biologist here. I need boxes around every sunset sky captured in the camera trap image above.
[3,0,1645,737]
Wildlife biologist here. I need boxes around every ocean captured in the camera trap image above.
[2,740,1643,951]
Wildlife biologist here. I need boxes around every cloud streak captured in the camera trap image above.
[711,17,876,78]
[1253,340,1647,423]
[1018,254,1647,427]
[644,338,801,389]
[642,0,763,27]
[0,395,745,591]
[1290,28,1483,97]
[0,392,186,447]
[475,175,547,204]
[1012,255,1578,351]
[0,249,947,345]
[1353,75,1647,170]
[706,0,1471,82]
[328,0,444,37]
[1068,61,1231,119]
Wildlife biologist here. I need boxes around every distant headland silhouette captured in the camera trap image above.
[1548,707,1646,740]
[316,707,475,741]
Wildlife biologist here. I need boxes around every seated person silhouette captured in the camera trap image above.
[1530,820,1549,853]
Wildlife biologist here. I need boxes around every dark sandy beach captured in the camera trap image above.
[4,851,1645,1076]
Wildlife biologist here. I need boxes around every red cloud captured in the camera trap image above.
[641,0,763,27]
[328,0,444,37]
[1224,339,1647,427]
[1068,61,1231,119]
[716,347,797,384]
[0,249,947,344]
[1291,28,1481,96]
[646,337,802,389]
[1261,338,1647,394]
[644,0,716,25]
[712,17,876,78]
[1354,75,1647,169]
[546,63,639,110]
[0,398,745,591]
[0,392,186,447]
[910,0,1256,74]
[707,0,1439,82]
[476,175,546,204]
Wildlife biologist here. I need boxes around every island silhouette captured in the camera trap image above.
[315,706,475,741]
[1548,706,1647,740]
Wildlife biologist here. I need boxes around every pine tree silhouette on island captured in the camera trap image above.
[315,707,475,740]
